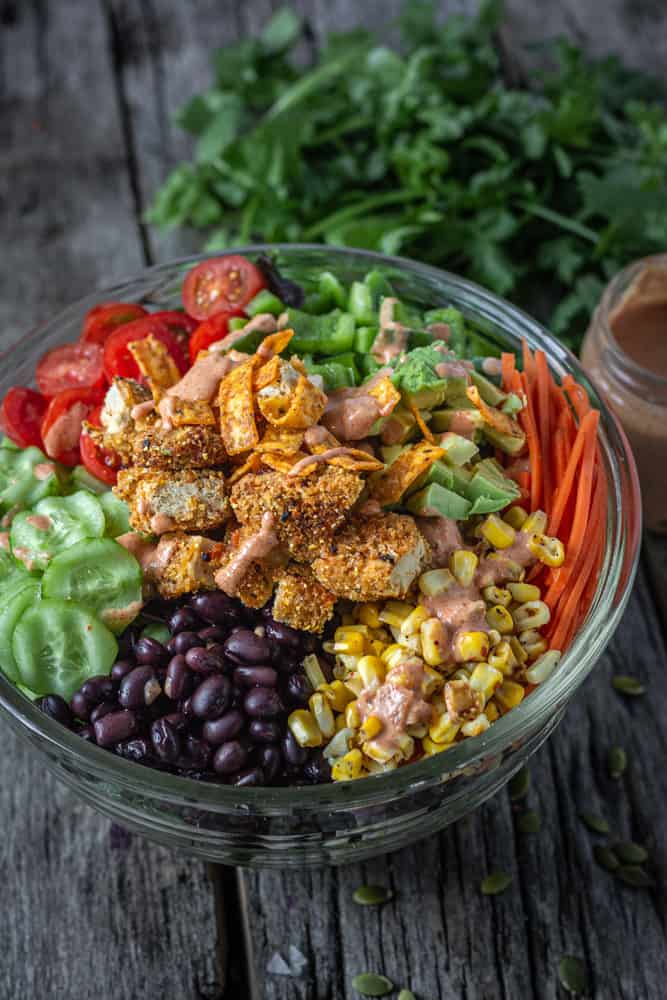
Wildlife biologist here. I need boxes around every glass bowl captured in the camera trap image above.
[0,246,641,868]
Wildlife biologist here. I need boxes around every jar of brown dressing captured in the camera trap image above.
[582,254,667,533]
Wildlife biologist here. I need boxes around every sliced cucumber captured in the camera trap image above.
[0,546,33,599]
[0,436,20,451]
[0,581,41,683]
[69,464,110,496]
[42,538,143,635]
[12,598,117,700]
[0,446,61,511]
[10,490,105,571]
[99,491,131,538]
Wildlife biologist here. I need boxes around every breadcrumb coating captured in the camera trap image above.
[131,424,227,470]
[115,467,230,534]
[151,532,225,599]
[272,563,337,633]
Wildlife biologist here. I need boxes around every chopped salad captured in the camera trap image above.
[0,254,604,786]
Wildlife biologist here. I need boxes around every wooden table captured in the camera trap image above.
[1,3,666,997]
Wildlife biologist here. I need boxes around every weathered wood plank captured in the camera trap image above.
[0,4,223,997]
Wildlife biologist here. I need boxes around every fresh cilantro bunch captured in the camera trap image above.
[148,1,667,351]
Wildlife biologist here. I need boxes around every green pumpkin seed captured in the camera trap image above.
[616,865,654,888]
[398,991,416,1000]
[517,809,541,834]
[611,675,645,696]
[481,870,512,895]
[579,812,610,835]
[509,766,530,800]
[558,955,589,995]
[613,841,648,865]
[593,844,620,872]
[352,973,394,996]
[353,885,393,906]
[607,746,627,779]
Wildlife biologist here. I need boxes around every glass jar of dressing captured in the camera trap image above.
[581,254,667,533]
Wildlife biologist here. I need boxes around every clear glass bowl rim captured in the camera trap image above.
[0,244,641,814]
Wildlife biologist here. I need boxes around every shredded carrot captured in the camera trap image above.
[549,410,599,540]
[534,351,552,511]
[501,352,515,391]
[562,374,591,420]
[517,372,542,511]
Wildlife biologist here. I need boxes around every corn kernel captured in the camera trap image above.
[401,604,429,637]
[454,630,490,662]
[407,723,428,738]
[429,714,461,745]
[485,701,500,722]
[422,736,448,756]
[528,533,565,568]
[381,644,406,669]
[525,649,561,684]
[449,549,479,587]
[357,602,381,628]
[365,758,397,774]
[320,679,354,712]
[360,714,383,739]
[323,727,354,760]
[487,628,502,646]
[523,509,547,534]
[507,582,541,603]
[303,654,327,690]
[288,709,323,748]
[357,655,386,689]
[469,663,504,703]
[308,693,335,739]
[482,585,512,607]
[333,628,366,655]
[513,600,551,630]
[509,635,527,664]
[481,514,516,549]
[420,617,448,666]
[396,733,415,761]
[367,638,386,657]
[488,639,512,674]
[461,713,490,737]
[345,700,361,728]
[344,675,364,697]
[332,748,363,781]
[394,629,422,656]
[422,665,445,696]
[363,740,395,763]
[494,680,525,710]
[482,551,524,582]
[485,604,514,634]
[518,628,548,658]
[504,505,528,529]
[378,600,414,628]
[419,567,455,597]
[335,714,348,732]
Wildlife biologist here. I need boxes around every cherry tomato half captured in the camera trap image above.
[103,316,189,382]
[0,387,49,448]
[181,256,265,321]
[188,309,245,363]
[151,310,199,337]
[81,302,148,346]
[79,405,121,486]
[36,342,105,398]
[40,386,104,466]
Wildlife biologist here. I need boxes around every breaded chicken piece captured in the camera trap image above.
[97,377,153,460]
[230,466,364,562]
[213,520,289,609]
[131,424,227,470]
[115,467,230,535]
[149,532,225,599]
[312,513,429,601]
[272,563,336,633]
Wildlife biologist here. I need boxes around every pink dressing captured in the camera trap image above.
[130,399,156,422]
[357,658,433,753]
[101,601,144,627]
[215,512,278,597]
[426,322,451,341]
[13,547,38,571]
[446,411,477,439]
[209,313,277,355]
[159,353,233,413]
[416,516,463,568]
[287,447,363,477]
[322,368,394,441]
[0,532,9,550]
[371,298,410,365]
[0,505,20,529]
[149,513,177,534]
[116,532,160,576]
[33,462,57,481]
[42,402,88,460]
[25,514,52,531]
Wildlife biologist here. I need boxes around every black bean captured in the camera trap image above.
[282,730,308,767]
[79,675,115,706]
[233,766,265,787]
[191,675,232,720]
[115,737,151,762]
[171,631,203,656]
[272,649,302,673]
[181,735,212,770]
[248,719,282,744]
[264,619,302,650]
[224,628,271,665]
[191,591,241,625]
[119,666,157,710]
[74,723,95,741]
[90,700,119,724]
[234,665,278,688]
[164,655,189,701]
[37,694,72,727]
[134,637,169,667]
[213,740,248,775]
[94,710,138,747]
[162,711,189,734]
[202,710,245,745]
[185,646,225,674]
[206,643,231,667]
[180,696,195,719]
[111,659,135,683]
[285,673,313,706]
[230,685,245,709]
[168,607,202,635]
[198,625,227,644]
[70,691,91,721]
[151,718,181,763]
[257,745,282,784]
[244,686,284,719]
[301,633,319,654]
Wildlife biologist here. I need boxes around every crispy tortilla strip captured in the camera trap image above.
[218,358,260,455]
[254,355,282,391]
[258,372,327,429]
[255,426,304,454]
[466,385,525,442]
[257,328,294,360]
[367,375,401,416]
[128,335,180,391]
[227,452,262,484]
[306,427,341,452]
[289,447,383,477]
[260,451,310,473]
[369,440,445,505]
[160,396,216,427]
[407,399,435,444]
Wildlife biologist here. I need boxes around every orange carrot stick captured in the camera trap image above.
[535,351,552,511]
[549,410,599,540]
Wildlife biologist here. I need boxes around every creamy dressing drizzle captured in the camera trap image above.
[371,298,410,365]
[130,399,156,422]
[357,658,433,752]
[13,547,38,571]
[215,511,278,596]
[209,313,277,354]
[446,411,477,439]
[42,402,88,460]
[0,532,9,550]
[149,513,177,534]
[33,462,57,481]
[322,368,394,441]
[287,447,362,477]
[25,514,52,531]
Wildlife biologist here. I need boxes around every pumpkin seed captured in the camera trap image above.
[558,955,589,995]
[607,746,627,780]
[508,766,530,800]
[352,973,394,996]
[517,809,541,834]
[398,991,416,1000]
[613,841,648,865]
[353,885,393,906]
[481,870,512,895]
[579,812,610,835]
[616,865,654,889]
[593,844,620,872]
[611,675,645,696]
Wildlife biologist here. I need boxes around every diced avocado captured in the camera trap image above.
[406,483,472,521]
[430,409,484,434]
[465,469,520,505]
[475,457,509,483]
[470,370,507,407]
[380,444,407,466]
[444,376,474,408]
[380,406,417,445]
[468,495,512,515]
[354,325,378,354]
[501,392,523,416]
[348,282,376,325]
[408,460,472,496]
[440,432,479,466]
[364,269,395,307]
[391,343,449,410]
[482,425,526,456]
